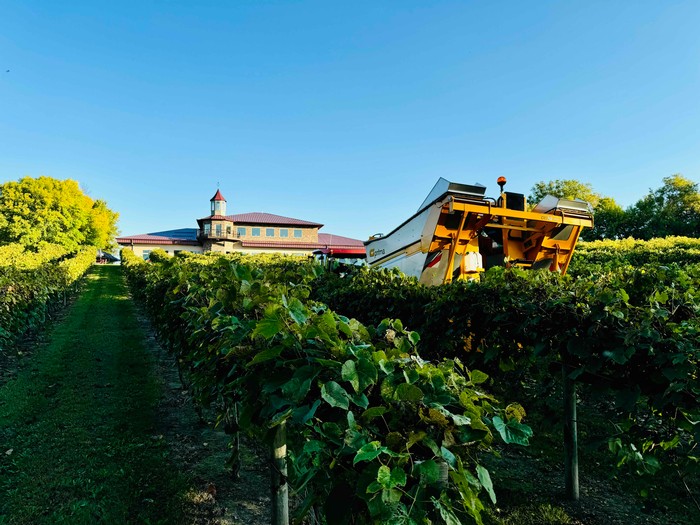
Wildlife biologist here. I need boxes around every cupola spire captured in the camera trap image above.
[210,189,227,216]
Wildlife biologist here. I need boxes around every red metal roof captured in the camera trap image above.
[117,229,200,246]
[227,212,323,227]
[197,215,232,222]
[116,236,200,246]
[318,233,365,248]
[211,189,226,201]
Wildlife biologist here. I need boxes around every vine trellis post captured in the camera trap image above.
[271,420,289,525]
[562,365,579,501]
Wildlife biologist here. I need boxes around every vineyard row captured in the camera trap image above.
[0,243,95,352]
[122,248,531,525]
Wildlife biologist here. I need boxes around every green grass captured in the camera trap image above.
[485,503,573,525]
[0,266,189,524]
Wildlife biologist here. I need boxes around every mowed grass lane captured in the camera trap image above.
[0,265,189,524]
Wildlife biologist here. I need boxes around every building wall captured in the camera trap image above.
[121,244,203,259]
[209,219,234,234]
[234,225,319,243]
[200,220,234,239]
[212,199,226,216]
[203,239,239,254]
[120,225,323,259]
[237,246,315,257]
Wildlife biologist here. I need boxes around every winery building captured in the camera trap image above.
[117,190,366,261]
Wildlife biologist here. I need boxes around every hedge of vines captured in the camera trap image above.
[0,243,95,352]
[312,240,700,484]
[121,249,532,525]
[569,236,700,275]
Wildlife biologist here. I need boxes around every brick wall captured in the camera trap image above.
[234,225,319,243]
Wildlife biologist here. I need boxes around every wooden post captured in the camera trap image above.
[562,365,579,500]
[231,403,241,479]
[437,460,449,490]
[271,421,289,525]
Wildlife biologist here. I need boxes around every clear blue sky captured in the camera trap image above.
[1,1,698,241]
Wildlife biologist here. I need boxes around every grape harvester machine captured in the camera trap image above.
[365,177,593,285]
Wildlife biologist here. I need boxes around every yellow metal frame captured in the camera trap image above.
[429,195,593,283]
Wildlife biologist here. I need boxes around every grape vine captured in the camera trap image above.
[312,238,700,494]
[122,249,532,525]
[0,243,95,353]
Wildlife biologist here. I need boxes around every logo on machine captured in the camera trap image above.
[369,248,385,257]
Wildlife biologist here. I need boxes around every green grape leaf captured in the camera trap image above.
[292,400,321,425]
[440,446,457,467]
[476,464,496,504]
[390,467,407,488]
[432,497,462,525]
[469,370,489,384]
[417,460,441,484]
[395,383,424,402]
[353,441,385,465]
[451,413,472,426]
[351,392,369,409]
[361,406,388,420]
[381,488,402,505]
[357,357,378,390]
[287,297,308,325]
[493,416,533,445]
[252,314,284,339]
[321,381,350,410]
[247,345,283,366]
[342,360,360,393]
[377,465,391,488]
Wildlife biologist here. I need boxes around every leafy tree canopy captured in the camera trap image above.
[0,176,119,251]
[529,175,700,241]
[528,179,610,210]
[622,174,700,240]
[586,196,626,240]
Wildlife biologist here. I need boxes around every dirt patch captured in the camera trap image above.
[137,311,271,525]
[486,445,694,525]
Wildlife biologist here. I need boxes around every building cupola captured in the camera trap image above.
[210,189,227,216]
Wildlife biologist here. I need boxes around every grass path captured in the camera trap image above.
[0,266,190,524]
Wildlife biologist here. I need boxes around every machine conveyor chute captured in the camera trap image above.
[365,177,594,286]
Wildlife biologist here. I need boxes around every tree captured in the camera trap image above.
[585,197,625,241]
[0,176,119,251]
[529,179,602,209]
[622,174,700,239]
[528,179,623,240]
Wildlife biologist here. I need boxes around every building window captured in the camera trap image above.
[252,227,261,237]
[215,224,222,236]
[226,226,232,235]
[280,229,289,238]
[237,227,246,237]
[266,228,275,237]
[293,229,302,238]
[204,223,211,234]
[142,250,151,261]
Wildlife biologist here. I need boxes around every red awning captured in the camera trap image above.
[315,247,366,257]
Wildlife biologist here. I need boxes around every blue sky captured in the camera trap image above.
[1,1,698,241]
